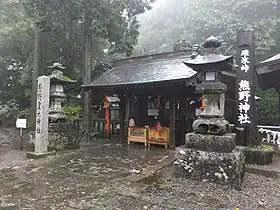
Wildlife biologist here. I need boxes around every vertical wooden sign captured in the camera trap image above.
[235,29,258,146]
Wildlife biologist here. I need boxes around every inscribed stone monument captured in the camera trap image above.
[35,75,50,153]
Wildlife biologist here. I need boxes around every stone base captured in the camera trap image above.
[26,151,56,159]
[193,118,229,134]
[185,132,236,153]
[174,147,245,190]
[29,127,80,151]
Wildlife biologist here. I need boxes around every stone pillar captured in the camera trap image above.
[27,76,55,158]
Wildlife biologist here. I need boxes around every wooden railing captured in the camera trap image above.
[230,124,280,147]
[91,118,120,138]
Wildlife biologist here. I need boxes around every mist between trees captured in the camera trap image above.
[0,0,279,125]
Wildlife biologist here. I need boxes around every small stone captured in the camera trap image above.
[129,169,142,174]
[258,199,265,207]
[179,150,186,155]
[143,206,148,209]
[1,202,16,207]
[215,173,223,179]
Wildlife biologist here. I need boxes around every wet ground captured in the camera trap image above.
[0,127,28,169]
[1,129,280,209]
[0,138,175,210]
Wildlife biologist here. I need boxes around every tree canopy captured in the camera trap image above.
[135,0,280,57]
[0,0,280,125]
[0,0,154,114]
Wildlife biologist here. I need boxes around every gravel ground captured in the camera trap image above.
[143,171,280,209]
[0,132,280,210]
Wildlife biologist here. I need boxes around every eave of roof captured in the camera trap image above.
[82,51,197,88]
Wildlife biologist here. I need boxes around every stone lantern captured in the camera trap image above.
[48,63,77,122]
[174,36,245,190]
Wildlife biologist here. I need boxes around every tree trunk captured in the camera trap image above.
[82,5,93,141]
[30,27,41,130]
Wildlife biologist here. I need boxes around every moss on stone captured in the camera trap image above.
[250,144,274,152]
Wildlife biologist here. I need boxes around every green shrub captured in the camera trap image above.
[63,106,81,121]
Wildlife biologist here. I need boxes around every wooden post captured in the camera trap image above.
[169,94,176,149]
[277,89,280,125]
[235,29,258,146]
[124,94,131,139]
[136,95,148,127]
[119,94,126,144]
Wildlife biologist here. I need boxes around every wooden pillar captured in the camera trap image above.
[178,97,186,146]
[124,94,131,139]
[136,95,148,127]
[119,94,126,144]
[235,29,258,146]
[169,94,176,149]
[277,89,280,125]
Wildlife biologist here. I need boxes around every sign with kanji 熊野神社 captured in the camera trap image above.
[238,49,251,125]
[235,29,257,146]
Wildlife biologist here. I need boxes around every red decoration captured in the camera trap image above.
[200,96,206,110]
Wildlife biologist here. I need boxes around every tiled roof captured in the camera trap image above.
[83,51,197,88]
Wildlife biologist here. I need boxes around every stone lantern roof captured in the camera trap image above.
[183,36,233,72]
[48,63,77,84]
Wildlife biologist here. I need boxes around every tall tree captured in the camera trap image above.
[135,0,279,56]
[23,0,154,135]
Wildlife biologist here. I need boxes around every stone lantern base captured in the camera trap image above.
[174,146,245,190]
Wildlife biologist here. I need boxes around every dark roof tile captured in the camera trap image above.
[83,51,197,88]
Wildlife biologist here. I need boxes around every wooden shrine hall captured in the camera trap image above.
[82,44,236,148]
[257,53,280,124]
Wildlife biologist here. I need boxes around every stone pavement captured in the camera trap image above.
[0,139,174,209]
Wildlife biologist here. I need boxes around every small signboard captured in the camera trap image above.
[16,119,27,129]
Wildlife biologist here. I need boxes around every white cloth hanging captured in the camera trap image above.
[129,118,135,127]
